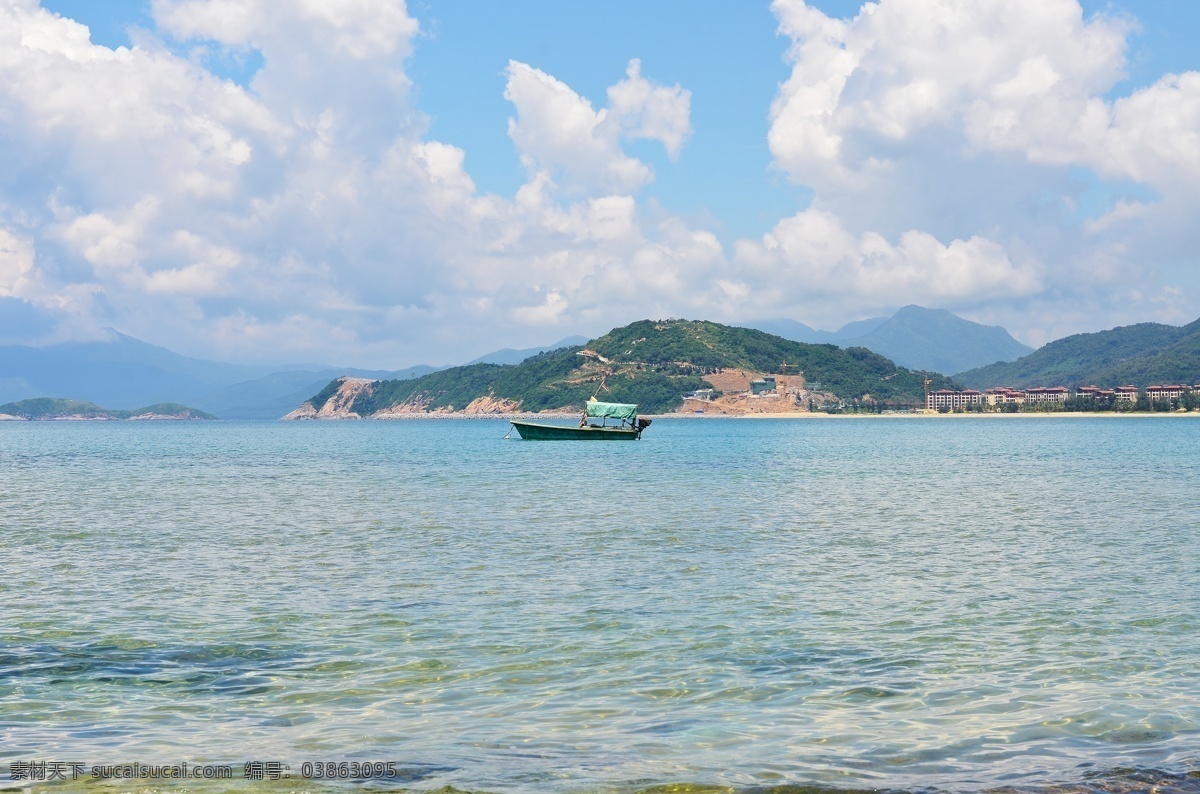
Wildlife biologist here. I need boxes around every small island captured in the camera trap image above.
[283,318,958,419]
[0,398,217,421]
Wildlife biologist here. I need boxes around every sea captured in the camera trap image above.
[1,416,1198,793]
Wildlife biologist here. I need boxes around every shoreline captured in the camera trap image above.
[285,410,1200,421]
[728,410,1200,419]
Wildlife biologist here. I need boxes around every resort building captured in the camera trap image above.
[1115,386,1139,402]
[923,382,1198,411]
[1146,384,1188,402]
[1076,386,1117,401]
[925,382,1197,410]
[985,388,1025,405]
[1023,386,1070,405]
[927,389,983,410]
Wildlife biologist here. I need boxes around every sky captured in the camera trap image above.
[2,0,1200,367]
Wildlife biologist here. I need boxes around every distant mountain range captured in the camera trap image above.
[0,332,269,407]
[747,305,1033,375]
[465,336,589,366]
[12,311,1197,419]
[749,315,888,345]
[0,332,597,419]
[957,317,1200,389]
[0,331,437,420]
[190,365,436,420]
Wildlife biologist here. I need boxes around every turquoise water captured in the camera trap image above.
[1,417,1198,792]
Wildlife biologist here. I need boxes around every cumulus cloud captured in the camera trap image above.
[606,58,692,158]
[0,6,276,207]
[0,1,720,364]
[0,228,38,298]
[2,0,1199,366]
[505,61,652,195]
[152,0,418,60]
[735,210,1040,314]
[765,0,1200,331]
[768,0,1128,189]
[154,0,422,152]
[769,0,1200,209]
[504,59,691,195]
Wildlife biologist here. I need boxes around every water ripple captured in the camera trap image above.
[1,417,1198,792]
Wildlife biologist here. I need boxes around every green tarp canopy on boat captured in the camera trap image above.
[586,400,638,420]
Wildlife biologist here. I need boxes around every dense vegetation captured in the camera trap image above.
[0,398,217,419]
[587,320,954,403]
[307,319,957,415]
[347,347,708,415]
[959,318,1200,388]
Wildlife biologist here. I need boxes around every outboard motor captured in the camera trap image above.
[634,416,652,438]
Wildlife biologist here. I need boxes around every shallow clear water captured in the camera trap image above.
[1,417,1198,792]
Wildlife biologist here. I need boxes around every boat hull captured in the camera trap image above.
[510,420,640,440]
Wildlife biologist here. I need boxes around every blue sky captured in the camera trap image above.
[6,1,1200,365]
[42,0,1200,241]
[41,0,802,239]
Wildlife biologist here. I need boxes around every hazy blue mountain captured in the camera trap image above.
[834,315,891,340]
[197,365,438,419]
[745,319,838,344]
[193,367,429,420]
[847,306,1034,375]
[957,317,1200,389]
[746,307,1030,374]
[0,331,441,419]
[746,316,889,345]
[466,335,590,365]
[0,332,274,408]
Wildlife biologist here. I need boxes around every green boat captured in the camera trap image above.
[510,399,652,440]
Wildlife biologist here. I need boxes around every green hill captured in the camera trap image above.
[303,319,958,416]
[0,397,217,420]
[958,317,1200,389]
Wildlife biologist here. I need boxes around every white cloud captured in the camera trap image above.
[606,58,692,159]
[765,0,1200,329]
[733,209,1041,325]
[768,0,1200,206]
[0,1,721,364]
[1093,73,1200,192]
[768,0,1129,189]
[0,4,278,207]
[57,199,158,279]
[2,0,1199,367]
[143,232,243,295]
[153,0,422,154]
[504,59,691,196]
[152,0,418,60]
[0,227,37,298]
